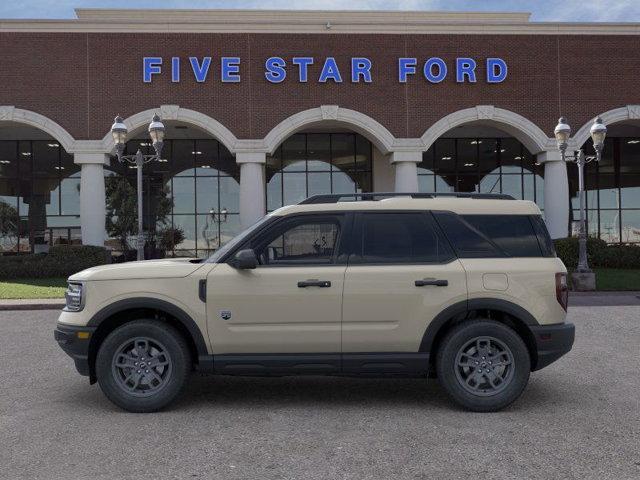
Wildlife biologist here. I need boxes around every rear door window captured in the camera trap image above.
[352,212,454,264]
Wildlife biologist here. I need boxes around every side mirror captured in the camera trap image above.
[230,249,258,270]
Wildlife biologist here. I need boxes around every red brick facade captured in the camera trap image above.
[0,32,638,141]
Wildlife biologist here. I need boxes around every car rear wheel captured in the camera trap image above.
[96,320,191,413]
[436,319,530,412]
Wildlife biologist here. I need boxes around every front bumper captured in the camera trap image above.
[54,323,96,377]
[530,322,575,371]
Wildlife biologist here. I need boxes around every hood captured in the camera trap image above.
[68,258,205,281]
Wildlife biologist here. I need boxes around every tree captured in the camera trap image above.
[0,200,19,251]
[105,176,175,252]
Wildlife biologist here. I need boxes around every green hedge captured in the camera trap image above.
[554,237,640,269]
[0,245,109,280]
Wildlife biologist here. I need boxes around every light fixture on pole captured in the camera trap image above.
[553,116,607,284]
[111,113,166,261]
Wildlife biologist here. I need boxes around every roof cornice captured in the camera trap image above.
[0,9,638,35]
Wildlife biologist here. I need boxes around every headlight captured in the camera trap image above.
[64,282,85,312]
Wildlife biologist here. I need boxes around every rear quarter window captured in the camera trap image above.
[433,212,554,258]
[462,215,543,257]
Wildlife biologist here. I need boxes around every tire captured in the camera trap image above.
[96,320,191,413]
[436,319,530,412]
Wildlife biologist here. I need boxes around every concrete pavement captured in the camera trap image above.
[1,306,640,479]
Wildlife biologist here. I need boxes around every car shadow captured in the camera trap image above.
[59,372,585,414]
[177,374,453,410]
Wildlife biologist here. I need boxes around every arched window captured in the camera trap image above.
[418,137,543,210]
[266,133,373,211]
[569,135,640,244]
[108,138,240,258]
[0,139,80,253]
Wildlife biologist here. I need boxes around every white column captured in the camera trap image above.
[237,152,266,229]
[391,151,422,192]
[538,151,569,239]
[75,153,109,246]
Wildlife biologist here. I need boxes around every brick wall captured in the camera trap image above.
[0,32,638,141]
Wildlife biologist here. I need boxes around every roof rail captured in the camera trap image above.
[298,192,515,204]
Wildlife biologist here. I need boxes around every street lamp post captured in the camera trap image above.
[553,116,607,279]
[111,114,166,261]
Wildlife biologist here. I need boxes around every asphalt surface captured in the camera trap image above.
[1,308,639,480]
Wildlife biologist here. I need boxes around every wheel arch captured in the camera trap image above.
[421,299,539,370]
[86,298,209,382]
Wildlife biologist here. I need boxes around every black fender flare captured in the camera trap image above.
[87,297,209,357]
[419,298,539,353]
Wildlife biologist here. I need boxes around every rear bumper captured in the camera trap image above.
[54,323,96,377]
[530,322,575,371]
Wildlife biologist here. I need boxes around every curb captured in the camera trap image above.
[0,302,65,311]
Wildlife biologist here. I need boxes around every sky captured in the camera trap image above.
[0,0,639,22]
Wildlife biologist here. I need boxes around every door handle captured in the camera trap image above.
[415,278,448,287]
[298,279,332,288]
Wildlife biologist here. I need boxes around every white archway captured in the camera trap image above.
[100,105,239,155]
[420,105,552,155]
[572,105,640,149]
[0,106,76,152]
[263,105,397,155]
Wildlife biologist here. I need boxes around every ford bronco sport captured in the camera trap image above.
[55,192,574,413]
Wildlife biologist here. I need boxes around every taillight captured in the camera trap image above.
[555,272,568,311]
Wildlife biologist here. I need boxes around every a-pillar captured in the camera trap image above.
[538,151,569,239]
[75,153,109,246]
[391,150,422,192]
[237,152,266,229]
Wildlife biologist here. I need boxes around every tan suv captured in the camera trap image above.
[54,193,574,413]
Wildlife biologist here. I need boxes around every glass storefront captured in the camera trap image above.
[3,131,638,257]
[571,137,640,244]
[0,140,81,253]
[108,139,240,257]
[266,133,373,211]
[418,137,544,211]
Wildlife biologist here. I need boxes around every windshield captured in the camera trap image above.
[206,215,273,263]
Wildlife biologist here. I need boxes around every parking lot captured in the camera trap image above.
[1,306,639,480]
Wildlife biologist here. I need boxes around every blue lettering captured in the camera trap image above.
[423,57,447,83]
[487,58,508,83]
[221,57,241,82]
[351,58,372,83]
[398,58,416,83]
[265,57,286,83]
[171,57,180,83]
[456,58,477,83]
[292,57,314,82]
[319,57,342,83]
[189,57,212,82]
[143,57,162,83]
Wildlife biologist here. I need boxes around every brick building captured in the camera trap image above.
[0,9,639,255]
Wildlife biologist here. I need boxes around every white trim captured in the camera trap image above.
[571,105,640,149]
[0,106,76,152]
[100,105,239,154]
[263,105,396,155]
[420,105,553,154]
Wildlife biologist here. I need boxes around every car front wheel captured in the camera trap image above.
[436,319,530,412]
[95,320,191,413]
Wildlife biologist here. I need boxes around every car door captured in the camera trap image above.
[206,213,348,356]
[341,211,468,354]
